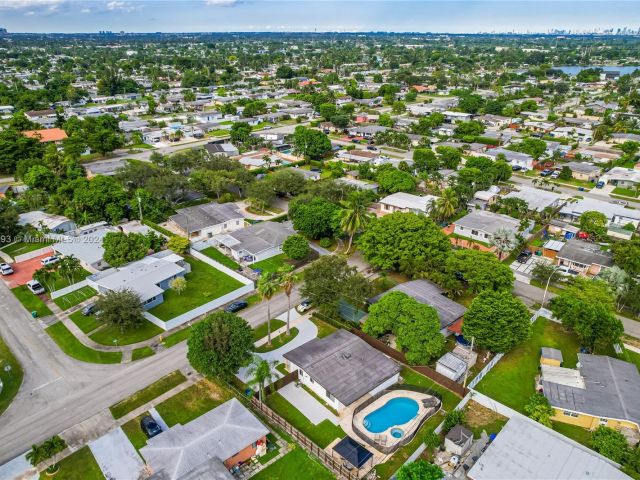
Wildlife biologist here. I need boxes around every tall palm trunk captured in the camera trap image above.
[346,232,355,253]
[267,300,272,346]
[286,293,291,336]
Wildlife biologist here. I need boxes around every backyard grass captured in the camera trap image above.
[121,414,150,452]
[53,286,97,310]
[199,246,240,270]
[49,269,92,292]
[252,447,334,480]
[11,286,53,317]
[251,254,288,275]
[255,328,299,353]
[375,411,445,480]
[257,434,280,465]
[156,378,233,427]
[463,400,508,439]
[89,320,164,346]
[475,318,581,412]
[68,310,102,334]
[132,346,155,361]
[551,421,592,448]
[46,322,122,364]
[275,363,288,375]
[265,392,345,448]
[399,367,461,412]
[1,239,54,257]
[310,316,337,339]
[0,334,23,416]
[148,256,244,321]
[39,446,104,480]
[252,319,286,342]
[109,370,187,419]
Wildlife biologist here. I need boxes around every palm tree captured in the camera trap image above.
[339,191,373,253]
[490,227,516,260]
[257,273,280,346]
[246,355,278,402]
[434,188,459,221]
[277,264,298,336]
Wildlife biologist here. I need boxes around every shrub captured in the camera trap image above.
[443,409,465,433]
[167,236,190,254]
[319,237,332,248]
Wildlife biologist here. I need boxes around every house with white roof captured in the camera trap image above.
[559,197,640,228]
[453,210,530,244]
[87,251,187,309]
[502,185,565,212]
[378,192,437,216]
[601,167,640,190]
[211,221,295,264]
[18,211,76,234]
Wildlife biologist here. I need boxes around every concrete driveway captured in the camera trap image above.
[2,251,53,288]
[279,382,340,426]
[510,255,550,276]
[89,428,145,480]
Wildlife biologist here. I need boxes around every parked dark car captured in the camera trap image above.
[225,300,248,313]
[540,169,552,177]
[366,146,378,151]
[511,165,523,171]
[141,415,162,438]
[82,303,97,316]
[516,250,532,263]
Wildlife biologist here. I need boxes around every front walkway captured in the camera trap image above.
[278,382,339,426]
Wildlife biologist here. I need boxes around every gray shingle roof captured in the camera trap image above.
[218,221,295,256]
[170,202,243,233]
[556,240,614,267]
[369,279,466,329]
[283,330,400,406]
[541,347,563,362]
[542,354,640,427]
[141,398,268,480]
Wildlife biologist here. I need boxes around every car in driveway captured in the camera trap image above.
[140,415,162,439]
[41,255,60,267]
[225,300,248,313]
[296,299,312,313]
[0,263,14,275]
[540,169,553,177]
[82,303,98,316]
[26,279,45,294]
[516,250,532,263]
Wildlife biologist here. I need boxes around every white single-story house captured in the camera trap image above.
[601,167,640,189]
[18,211,77,234]
[379,192,438,216]
[559,197,640,228]
[168,202,245,240]
[453,210,529,243]
[211,221,295,264]
[502,185,565,212]
[485,147,534,170]
[87,251,187,310]
[283,329,400,412]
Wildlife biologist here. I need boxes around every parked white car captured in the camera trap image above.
[26,279,45,294]
[41,255,60,266]
[0,263,14,275]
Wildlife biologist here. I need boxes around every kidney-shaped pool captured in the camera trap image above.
[362,397,419,433]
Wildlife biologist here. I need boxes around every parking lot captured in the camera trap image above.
[510,254,551,276]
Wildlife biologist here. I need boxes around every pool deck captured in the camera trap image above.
[351,390,437,452]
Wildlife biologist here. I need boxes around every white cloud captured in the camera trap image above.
[204,0,237,6]
[80,6,90,12]
[0,0,64,9]
[106,0,137,12]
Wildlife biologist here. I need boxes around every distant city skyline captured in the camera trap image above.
[0,0,640,34]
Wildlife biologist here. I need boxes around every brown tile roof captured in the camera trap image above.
[23,128,68,143]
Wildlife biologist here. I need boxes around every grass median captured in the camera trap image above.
[46,322,122,364]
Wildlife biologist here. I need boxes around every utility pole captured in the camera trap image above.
[137,193,143,223]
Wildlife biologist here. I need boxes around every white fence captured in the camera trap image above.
[189,248,254,286]
[49,280,90,299]
[467,353,504,390]
[144,283,254,331]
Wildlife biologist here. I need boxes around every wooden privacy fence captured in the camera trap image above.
[349,328,468,397]
[250,397,360,480]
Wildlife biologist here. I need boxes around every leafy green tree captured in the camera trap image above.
[396,460,444,480]
[612,238,640,276]
[102,231,150,267]
[433,188,459,221]
[579,211,608,238]
[413,149,439,173]
[340,190,373,252]
[443,409,465,432]
[276,65,295,79]
[170,276,187,295]
[364,291,444,364]
[0,128,44,174]
[0,199,21,246]
[454,120,485,139]
[187,311,253,379]
[549,278,623,351]
[591,426,629,464]
[95,289,145,333]
[444,249,514,293]
[376,166,417,193]
[230,122,253,145]
[167,236,190,254]
[292,197,340,239]
[524,393,555,427]
[319,103,338,120]
[359,212,451,277]
[435,146,462,169]
[462,290,531,352]
[282,234,310,260]
[292,126,332,161]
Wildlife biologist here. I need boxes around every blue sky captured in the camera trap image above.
[1,1,640,33]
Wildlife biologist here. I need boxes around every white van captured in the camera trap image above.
[41,255,60,266]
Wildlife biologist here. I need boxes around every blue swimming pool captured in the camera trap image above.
[362,397,419,433]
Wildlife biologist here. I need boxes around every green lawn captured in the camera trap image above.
[121,414,150,452]
[251,254,288,275]
[53,286,97,310]
[148,256,244,321]
[50,269,92,292]
[132,346,155,361]
[161,325,194,347]
[253,319,286,342]
[39,446,104,480]
[199,246,240,270]
[89,320,164,346]
[552,421,592,448]
[475,318,581,412]
[109,371,187,419]
[68,310,102,334]
[1,239,54,257]
[156,379,233,427]
[265,392,345,448]
[399,367,461,412]
[257,434,280,465]
[11,286,53,317]
[255,328,299,353]
[0,334,23,416]
[310,316,337,339]
[612,187,638,198]
[46,322,122,364]
[252,448,334,480]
